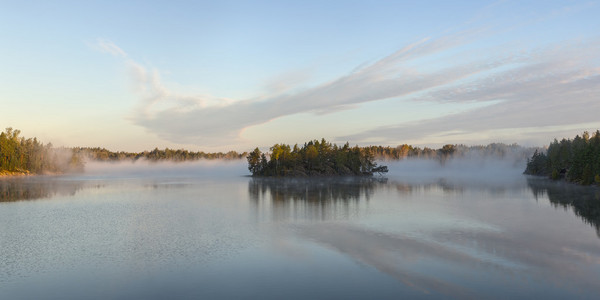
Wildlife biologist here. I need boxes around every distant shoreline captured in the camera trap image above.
[0,171,31,178]
[0,171,65,178]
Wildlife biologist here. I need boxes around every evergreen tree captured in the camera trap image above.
[247,139,387,177]
[524,130,600,185]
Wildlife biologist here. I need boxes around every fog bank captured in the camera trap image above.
[81,159,249,179]
[78,152,530,187]
[383,155,528,187]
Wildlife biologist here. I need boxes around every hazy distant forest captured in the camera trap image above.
[0,128,246,175]
[525,130,600,185]
[72,147,246,162]
[2,126,598,185]
[2,127,533,176]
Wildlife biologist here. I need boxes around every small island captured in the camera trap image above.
[247,138,388,177]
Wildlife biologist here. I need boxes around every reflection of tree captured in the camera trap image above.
[394,182,413,194]
[389,178,521,196]
[0,178,84,202]
[248,177,386,221]
[527,178,600,236]
[428,179,465,194]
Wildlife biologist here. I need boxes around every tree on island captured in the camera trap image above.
[247,139,388,177]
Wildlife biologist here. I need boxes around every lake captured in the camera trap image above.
[1,160,599,299]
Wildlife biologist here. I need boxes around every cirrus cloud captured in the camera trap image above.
[96,29,600,147]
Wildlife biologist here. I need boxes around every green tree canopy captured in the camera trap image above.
[247,139,388,177]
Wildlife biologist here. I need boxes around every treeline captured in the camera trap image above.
[75,143,528,164]
[524,130,600,185]
[73,147,247,162]
[2,126,536,178]
[247,139,388,177]
[0,128,83,175]
[1,127,249,176]
[367,143,528,161]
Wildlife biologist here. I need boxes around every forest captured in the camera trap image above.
[246,139,531,177]
[524,130,600,185]
[0,128,83,175]
[365,142,527,161]
[2,127,537,177]
[0,128,246,176]
[247,139,388,177]
[73,147,246,162]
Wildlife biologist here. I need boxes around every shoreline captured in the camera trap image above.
[0,171,31,178]
[0,171,65,178]
[526,174,600,188]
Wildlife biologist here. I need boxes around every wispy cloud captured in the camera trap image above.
[95,38,128,58]
[343,40,600,145]
[97,25,600,147]
[112,30,502,146]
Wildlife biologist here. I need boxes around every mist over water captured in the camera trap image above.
[2,155,599,299]
[80,159,249,179]
[384,152,528,189]
[77,149,529,182]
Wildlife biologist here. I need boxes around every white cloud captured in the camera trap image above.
[95,38,127,58]
[343,40,600,145]
[97,31,600,147]
[122,31,503,146]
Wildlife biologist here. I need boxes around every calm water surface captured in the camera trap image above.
[1,161,599,299]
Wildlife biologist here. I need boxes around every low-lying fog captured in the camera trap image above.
[385,156,527,187]
[80,160,250,179]
[5,150,600,300]
[77,152,529,189]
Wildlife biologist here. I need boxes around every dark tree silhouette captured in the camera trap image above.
[247,139,388,177]
[525,130,600,185]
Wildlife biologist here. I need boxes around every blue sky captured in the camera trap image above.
[1,0,599,151]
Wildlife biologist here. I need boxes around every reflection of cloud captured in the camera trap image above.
[254,177,600,297]
[296,219,600,298]
[428,225,600,293]
[297,224,485,298]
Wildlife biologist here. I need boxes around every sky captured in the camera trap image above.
[1,0,599,152]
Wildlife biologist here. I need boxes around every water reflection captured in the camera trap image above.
[297,223,491,298]
[249,176,600,297]
[248,176,532,222]
[1,174,600,299]
[248,177,386,221]
[389,176,530,196]
[527,177,600,237]
[0,178,84,202]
